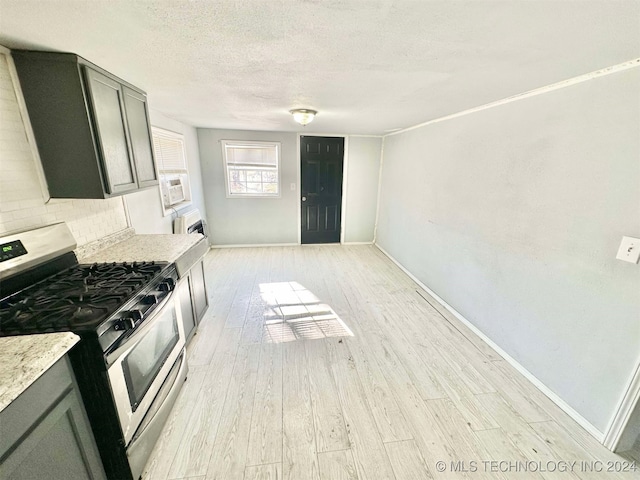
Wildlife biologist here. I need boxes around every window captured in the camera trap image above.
[152,127,192,213]
[222,140,280,197]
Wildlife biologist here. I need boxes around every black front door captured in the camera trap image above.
[300,136,344,244]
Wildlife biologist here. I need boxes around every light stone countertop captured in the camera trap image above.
[0,333,80,412]
[0,234,206,412]
[77,233,205,264]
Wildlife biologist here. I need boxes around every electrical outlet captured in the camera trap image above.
[616,236,640,264]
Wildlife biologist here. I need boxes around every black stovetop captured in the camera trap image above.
[0,261,167,335]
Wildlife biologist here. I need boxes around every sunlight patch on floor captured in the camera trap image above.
[259,281,353,343]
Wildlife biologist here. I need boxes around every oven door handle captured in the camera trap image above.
[105,292,177,367]
[126,350,188,480]
[130,348,187,444]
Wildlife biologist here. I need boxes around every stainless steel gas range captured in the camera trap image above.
[0,223,188,480]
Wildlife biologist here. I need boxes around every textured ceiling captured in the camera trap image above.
[0,1,639,135]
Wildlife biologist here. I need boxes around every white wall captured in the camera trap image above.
[197,129,299,245]
[376,67,640,434]
[124,109,208,234]
[344,136,382,243]
[197,129,383,246]
[0,50,128,245]
[1,49,207,244]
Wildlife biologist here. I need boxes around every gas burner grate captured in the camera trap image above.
[0,261,167,334]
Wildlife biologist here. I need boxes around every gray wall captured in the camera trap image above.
[197,130,383,246]
[376,68,640,433]
[344,136,382,243]
[197,129,299,245]
[125,109,208,234]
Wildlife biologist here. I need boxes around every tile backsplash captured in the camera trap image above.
[0,51,128,245]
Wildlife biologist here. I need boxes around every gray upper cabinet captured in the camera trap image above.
[11,50,159,198]
[122,86,158,188]
[84,68,138,194]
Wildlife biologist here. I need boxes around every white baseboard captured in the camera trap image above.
[210,242,374,248]
[604,363,640,451]
[374,243,605,443]
[300,243,340,247]
[210,242,299,248]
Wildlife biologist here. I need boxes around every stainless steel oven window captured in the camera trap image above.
[107,294,185,445]
[121,307,180,411]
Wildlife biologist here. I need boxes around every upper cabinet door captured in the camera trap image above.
[122,87,159,188]
[12,51,160,199]
[84,67,138,195]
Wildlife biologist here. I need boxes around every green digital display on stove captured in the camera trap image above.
[0,240,28,262]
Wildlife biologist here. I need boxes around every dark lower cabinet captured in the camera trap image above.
[177,259,209,343]
[191,260,208,322]
[177,275,197,342]
[0,355,106,480]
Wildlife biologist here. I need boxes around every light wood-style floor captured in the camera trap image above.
[142,245,639,480]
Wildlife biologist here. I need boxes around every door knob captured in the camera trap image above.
[302,196,307,202]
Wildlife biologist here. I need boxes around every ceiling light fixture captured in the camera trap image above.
[290,109,317,126]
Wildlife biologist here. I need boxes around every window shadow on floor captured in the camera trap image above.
[259,281,353,343]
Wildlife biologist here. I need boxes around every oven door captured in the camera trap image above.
[106,293,185,445]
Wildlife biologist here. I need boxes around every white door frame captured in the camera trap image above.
[296,133,349,245]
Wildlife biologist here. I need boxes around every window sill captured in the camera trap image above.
[225,194,281,199]
[162,200,193,217]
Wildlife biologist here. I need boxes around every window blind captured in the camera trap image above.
[153,135,187,172]
[225,144,278,168]
[221,140,281,197]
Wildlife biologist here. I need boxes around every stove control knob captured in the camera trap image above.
[142,294,158,305]
[114,316,136,331]
[158,278,175,292]
[117,309,143,328]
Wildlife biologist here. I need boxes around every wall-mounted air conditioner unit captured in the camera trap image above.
[162,178,186,206]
